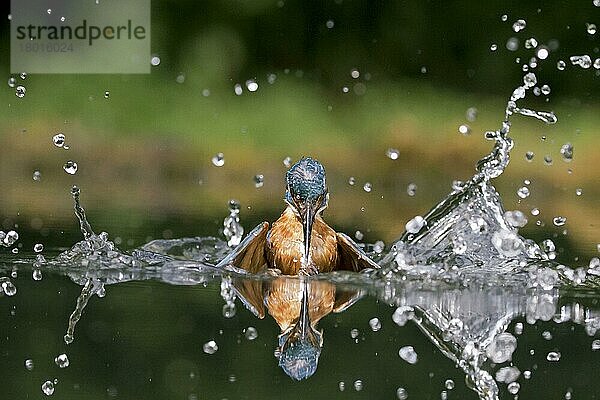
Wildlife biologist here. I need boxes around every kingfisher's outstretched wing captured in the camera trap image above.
[336,232,381,272]
[216,222,269,273]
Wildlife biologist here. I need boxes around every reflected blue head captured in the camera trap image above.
[278,339,322,380]
[285,157,327,203]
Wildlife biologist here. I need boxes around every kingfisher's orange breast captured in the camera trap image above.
[267,207,338,274]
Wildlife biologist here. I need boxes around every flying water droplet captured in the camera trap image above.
[486,332,517,363]
[246,80,258,92]
[458,124,471,135]
[33,243,44,253]
[466,107,477,121]
[63,161,78,175]
[363,182,372,192]
[369,317,382,332]
[326,20,334,29]
[557,60,566,70]
[504,210,528,227]
[355,230,364,240]
[211,153,225,167]
[353,380,363,391]
[253,174,264,188]
[506,37,519,51]
[54,354,69,368]
[104,91,109,99]
[587,23,597,35]
[406,183,417,196]
[25,359,34,371]
[560,143,573,161]
[203,340,218,354]
[33,170,41,181]
[496,366,520,383]
[8,77,16,87]
[512,19,526,32]
[392,306,415,327]
[546,351,561,362]
[53,133,65,147]
[223,200,243,247]
[15,85,26,98]
[244,327,258,340]
[508,382,520,394]
[234,83,243,95]
[553,216,567,226]
[1,279,17,296]
[41,380,55,396]
[490,43,498,51]
[517,186,530,198]
[150,56,161,66]
[523,72,537,88]
[386,148,399,160]
[445,380,454,390]
[398,346,418,364]
[536,47,549,60]
[570,55,592,69]
[397,387,409,400]
[405,216,425,234]
[524,38,538,49]
[544,155,553,165]
[348,176,356,186]
[525,151,534,161]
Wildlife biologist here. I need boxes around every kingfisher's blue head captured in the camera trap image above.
[284,158,329,266]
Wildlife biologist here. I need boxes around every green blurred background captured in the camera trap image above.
[1,0,599,262]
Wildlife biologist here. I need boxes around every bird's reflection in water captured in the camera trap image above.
[233,276,362,380]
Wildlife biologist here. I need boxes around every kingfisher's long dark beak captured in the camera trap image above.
[301,200,317,268]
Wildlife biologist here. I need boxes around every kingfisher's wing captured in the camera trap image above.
[333,288,364,313]
[336,232,381,272]
[216,222,269,273]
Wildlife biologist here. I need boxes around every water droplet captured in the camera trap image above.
[326,20,334,29]
[444,380,454,390]
[560,143,573,161]
[267,73,277,84]
[542,330,552,340]
[211,153,225,167]
[525,38,538,49]
[355,230,364,240]
[496,366,520,383]
[52,133,65,147]
[570,55,592,69]
[557,60,566,70]
[405,216,425,234]
[222,302,236,318]
[348,176,356,186]
[517,186,530,199]
[350,69,360,79]
[386,148,399,160]
[595,0,600,7]
[594,58,600,69]
[553,216,567,226]
[202,88,210,97]
[541,84,551,95]
[350,328,359,339]
[244,327,258,340]
[406,183,417,196]
[203,340,218,354]
[223,200,243,247]
[486,332,517,363]
[63,160,78,175]
[15,85,26,98]
[525,151,534,161]
[338,381,345,391]
[512,19,527,32]
[8,77,16,87]
[575,188,583,196]
[537,47,549,60]
[363,182,372,192]
[544,155,553,165]
[353,380,363,391]
[523,72,537,87]
[398,346,418,364]
[373,240,385,254]
[104,91,109,99]
[508,382,521,394]
[33,243,44,253]
[283,156,292,167]
[392,306,414,327]
[33,269,43,281]
[492,230,523,257]
[246,80,258,92]
[253,174,264,188]
[587,23,597,35]
[234,83,243,95]
[501,14,508,22]
[54,354,69,368]
[546,351,561,361]
[397,387,409,400]
[490,43,498,51]
[2,230,19,247]
[25,359,34,371]
[592,339,600,350]
[150,56,161,66]
[63,334,74,344]
[504,210,528,227]
[369,317,382,332]
[1,280,17,296]
[47,8,52,14]
[458,124,471,135]
[514,322,524,335]
[40,380,56,397]
[33,170,41,181]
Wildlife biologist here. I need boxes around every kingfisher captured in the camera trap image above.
[217,157,380,274]
[216,157,378,380]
